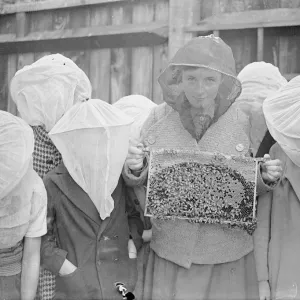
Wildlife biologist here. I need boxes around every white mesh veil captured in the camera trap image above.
[263,75,300,166]
[10,53,92,132]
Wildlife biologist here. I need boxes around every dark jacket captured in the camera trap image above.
[41,163,144,300]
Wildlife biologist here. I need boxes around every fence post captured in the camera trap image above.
[168,0,200,59]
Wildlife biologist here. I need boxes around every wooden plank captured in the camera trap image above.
[0,55,8,111]
[0,0,127,15]
[17,53,35,73]
[110,3,132,103]
[64,50,90,78]
[152,0,168,104]
[210,0,256,74]
[15,4,33,117]
[70,6,91,29]
[283,73,300,81]
[261,1,279,65]
[168,0,199,59]
[277,0,300,78]
[53,6,70,30]
[29,10,53,32]
[29,7,53,62]
[0,9,16,113]
[257,27,264,61]
[34,52,51,61]
[0,14,15,34]
[131,2,154,99]
[0,22,168,54]
[89,5,111,101]
[68,6,91,78]
[186,8,300,32]
[15,12,28,37]
[213,30,219,36]
[15,53,35,116]
[6,54,18,115]
[280,0,300,8]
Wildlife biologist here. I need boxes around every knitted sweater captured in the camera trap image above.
[123,103,271,269]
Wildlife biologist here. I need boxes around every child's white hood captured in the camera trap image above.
[49,99,133,219]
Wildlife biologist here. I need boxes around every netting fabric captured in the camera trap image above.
[49,99,133,219]
[10,53,92,132]
[158,35,242,140]
[0,111,34,199]
[113,95,157,142]
[235,62,287,156]
[263,75,300,167]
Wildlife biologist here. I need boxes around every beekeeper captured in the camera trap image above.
[123,35,282,300]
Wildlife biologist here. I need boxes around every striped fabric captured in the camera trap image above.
[32,126,62,300]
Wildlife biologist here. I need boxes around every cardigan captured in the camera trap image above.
[123,103,272,269]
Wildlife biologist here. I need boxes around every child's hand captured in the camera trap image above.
[59,259,77,276]
[259,280,270,300]
[128,239,137,259]
[126,141,146,171]
[142,229,152,243]
[261,154,283,183]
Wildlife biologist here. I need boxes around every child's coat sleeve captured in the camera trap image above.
[126,186,144,251]
[40,177,68,275]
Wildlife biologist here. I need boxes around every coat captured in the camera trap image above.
[41,162,144,300]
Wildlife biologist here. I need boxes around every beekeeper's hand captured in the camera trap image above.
[258,280,270,300]
[126,141,146,171]
[59,259,77,276]
[261,154,283,183]
[128,239,137,259]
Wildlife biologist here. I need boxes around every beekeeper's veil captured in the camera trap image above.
[158,35,241,140]
[113,95,157,142]
[10,54,92,132]
[263,75,300,166]
[235,62,287,155]
[0,111,46,248]
[0,111,34,200]
[49,99,133,219]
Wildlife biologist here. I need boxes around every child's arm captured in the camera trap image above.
[21,237,41,300]
[21,175,48,300]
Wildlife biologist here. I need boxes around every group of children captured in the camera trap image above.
[0,35,299,300]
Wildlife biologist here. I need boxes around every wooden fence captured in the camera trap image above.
[0,0,300,115]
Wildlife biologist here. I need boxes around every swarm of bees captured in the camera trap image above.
[145,150,258,235]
